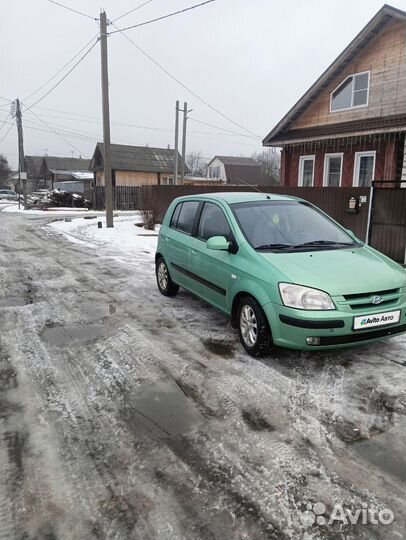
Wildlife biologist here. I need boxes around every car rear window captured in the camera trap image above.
[171,201,199,235]
[170,203,182,228]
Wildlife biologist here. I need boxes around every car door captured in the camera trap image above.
[188,202,235,312]
[163,200,200,290]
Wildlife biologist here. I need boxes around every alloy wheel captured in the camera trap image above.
[240,304,258,347]
[157,262,168,291]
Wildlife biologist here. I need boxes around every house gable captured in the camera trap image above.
[263,4,406,146]
[291,18,406,131]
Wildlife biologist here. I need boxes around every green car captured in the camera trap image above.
[155,192,406,356]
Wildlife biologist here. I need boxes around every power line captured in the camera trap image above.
[189,117,259,140]
[24,39,98,112]
[111,24,261,138]
[0,122,14,145]
[23,34,98,102]
[28,109,85,155]
[46,0,97,20]
[110,0,215,34]
[112,0,154,23]
[0,110,11,132]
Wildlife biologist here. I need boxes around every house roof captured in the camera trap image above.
[271,114,406,144]
[44,156,91,171]
[90,143,185,173]
[49,170,94,180]
[263,4,406,146]
[209,155,260,167]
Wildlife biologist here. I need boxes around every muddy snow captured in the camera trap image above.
[0,210,405,540]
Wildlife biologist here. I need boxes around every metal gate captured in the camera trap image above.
[368,181,406,264]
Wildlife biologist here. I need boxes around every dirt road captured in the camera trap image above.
[0,211,405,540]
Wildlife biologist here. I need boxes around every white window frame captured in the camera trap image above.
[352,151,376,187]
[298,155,315,187]
[323,153,344,187]
[329,70,370,113]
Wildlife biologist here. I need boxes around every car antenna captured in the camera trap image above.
[237,177,271,198]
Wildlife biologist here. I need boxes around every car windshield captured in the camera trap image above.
[232,200,359,251]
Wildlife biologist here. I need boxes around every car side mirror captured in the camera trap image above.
[206,236,230,251]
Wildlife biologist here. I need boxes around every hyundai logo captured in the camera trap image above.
[371,295,383,305]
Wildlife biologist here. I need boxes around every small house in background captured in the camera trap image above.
[263,4,406,188]
[207,156,261,185]
[90,143,188,186]
[40,156,92,198]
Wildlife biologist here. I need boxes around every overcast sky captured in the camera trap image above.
[1,0,404,169]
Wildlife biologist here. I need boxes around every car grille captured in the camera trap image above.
[342,288,401,310]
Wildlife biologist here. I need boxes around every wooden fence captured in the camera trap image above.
[94,185,371,239]
[92,184,406,262]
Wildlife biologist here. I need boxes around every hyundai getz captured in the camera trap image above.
[155,192,406,356]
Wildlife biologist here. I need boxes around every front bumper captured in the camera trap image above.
[263,299,406,351]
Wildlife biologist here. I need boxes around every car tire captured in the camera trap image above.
[237,296,272,357]
[156,256,179,297]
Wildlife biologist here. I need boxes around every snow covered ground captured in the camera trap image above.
[1,200,96,215]
[48,213,158,255]
[0,210,405,540]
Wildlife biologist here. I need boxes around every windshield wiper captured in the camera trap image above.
[255,243,293,250]
[293,240,355,248]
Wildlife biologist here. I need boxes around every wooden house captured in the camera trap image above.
[90,143,188,186]
[40,156,92,198]
[207,156,262,185]
[263,4,406,188]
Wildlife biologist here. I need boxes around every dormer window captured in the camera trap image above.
[330,71,370,112]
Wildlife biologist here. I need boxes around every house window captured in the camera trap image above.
[323,153,343,187]
[161,176,174,185]
[298,155,315,186]
[353,151,376,187]
[330,71,370,112]
[209,166,221,179]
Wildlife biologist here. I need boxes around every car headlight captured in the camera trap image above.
[279,283,335,310]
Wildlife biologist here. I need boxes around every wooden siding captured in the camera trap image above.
[282,139,399,187]
[115,170,157,186]
[95,170,158,186]
[291,19,406,130]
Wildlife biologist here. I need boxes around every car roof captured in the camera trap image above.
[174,191,301,204]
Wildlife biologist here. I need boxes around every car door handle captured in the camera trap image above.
[191,249,197,255]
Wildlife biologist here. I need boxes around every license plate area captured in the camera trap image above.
[353,310,401,331]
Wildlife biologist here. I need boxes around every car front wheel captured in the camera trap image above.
[156,256,179,297]
[238,296,272,357]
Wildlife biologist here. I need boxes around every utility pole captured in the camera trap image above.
[180,102,188,184]
[15,99,27,210]
[99,10,113,228]
[174,100,179,185]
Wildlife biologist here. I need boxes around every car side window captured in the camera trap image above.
[198,202,231,241]
[170,203,182,228]
[173,201,199,235]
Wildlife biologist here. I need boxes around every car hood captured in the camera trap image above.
[259,246,406,296]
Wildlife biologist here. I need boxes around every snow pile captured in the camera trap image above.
[48,214,158,257]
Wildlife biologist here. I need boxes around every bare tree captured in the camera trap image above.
[185,151,208,177]
[252,149,281,185]
[0,154,12,188]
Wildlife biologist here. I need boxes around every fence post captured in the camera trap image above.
[366,182,376,245]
